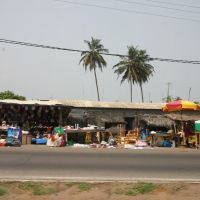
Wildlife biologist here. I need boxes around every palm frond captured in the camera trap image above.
[113,45,155,95]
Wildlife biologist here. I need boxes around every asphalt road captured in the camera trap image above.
[0,146,200,182]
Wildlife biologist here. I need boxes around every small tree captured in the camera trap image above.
[0,90,26,100]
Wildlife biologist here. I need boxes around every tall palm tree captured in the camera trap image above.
[136,50,154,102]
[113,46,154,102]
[79,37,109,101]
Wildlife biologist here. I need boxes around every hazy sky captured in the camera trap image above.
[0,0,200,103]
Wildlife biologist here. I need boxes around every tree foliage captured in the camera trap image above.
[0,90,26,100]
[79,37,109,101]
[113,46,154,102]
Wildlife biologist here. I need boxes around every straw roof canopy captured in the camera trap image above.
[139,115,175,128]
[165,113,200,121]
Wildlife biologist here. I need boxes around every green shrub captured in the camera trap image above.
[115,182,156,196]
[78,183,91,191]
[0,187,8,196]
[18,182,56,196]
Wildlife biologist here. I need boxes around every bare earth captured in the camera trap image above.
[1,182,200,200]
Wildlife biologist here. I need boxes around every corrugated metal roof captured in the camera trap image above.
[0,99,164,109]
[0,99,62,106]
[58,100,164,109]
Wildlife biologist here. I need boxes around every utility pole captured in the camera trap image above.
[188,87,191,101]
[166,82,172,102]
[148,92,151,103]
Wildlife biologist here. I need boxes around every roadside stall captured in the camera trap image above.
[162,100,200,148]
[137,114,175,147]
[0,99,71,146]
[64,124,109,147]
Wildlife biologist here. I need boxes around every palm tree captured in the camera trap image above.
[136,50,154,102]
[79,37,109,101]
[113,46,154,102]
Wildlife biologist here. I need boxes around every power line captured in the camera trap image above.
[53,0,200,23]
[0,39,83,53]
[0,38,200,65]
[115,0,200,14]
[144,0,200,10]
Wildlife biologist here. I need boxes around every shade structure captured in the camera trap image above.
[162,100,200,112]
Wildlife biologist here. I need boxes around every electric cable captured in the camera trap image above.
[0,38,200,64]
[53,0,200,23]
[115,0,200,14]
[144,0,200,10]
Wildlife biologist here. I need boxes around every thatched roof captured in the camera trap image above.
[99,117,126,124]
[139,115,175,128]
[165,113,200,121]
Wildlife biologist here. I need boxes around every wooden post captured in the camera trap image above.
[59,107,63,126]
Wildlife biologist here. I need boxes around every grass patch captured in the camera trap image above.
[166,184,186,194]
[65,182,77,188]
[172,184,185,192]
[18,182,56,196]
[78,182,92,192]
[114,182,156,196]
[114,188,124,195]
[128,182,156,196]
[0,186,8,196]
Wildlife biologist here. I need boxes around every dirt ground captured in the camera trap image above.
[1,181,200,200]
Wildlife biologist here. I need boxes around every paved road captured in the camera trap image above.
[0,146,200,182]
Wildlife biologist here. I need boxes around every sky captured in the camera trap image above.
[0,0,200,103]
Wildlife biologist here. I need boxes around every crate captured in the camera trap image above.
[22,134,32,145]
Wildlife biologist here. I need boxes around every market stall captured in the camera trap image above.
[163,100,200,148]
[64,125,108,146]
[0,99,71,146]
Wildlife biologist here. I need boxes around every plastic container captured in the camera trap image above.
[195,121,200,131]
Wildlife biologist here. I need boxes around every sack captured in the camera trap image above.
[157,140,172,147]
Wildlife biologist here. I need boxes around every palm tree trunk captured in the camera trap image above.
[94,68,100,101]
[139,83,144,103]
[130,82,133,102]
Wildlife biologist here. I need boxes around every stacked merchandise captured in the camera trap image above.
[30,126,52,144]
[47,126,66,147]
[6,127,22,147]
[0,138,6,146]
[0,120,22,147]
[0,123,7,147]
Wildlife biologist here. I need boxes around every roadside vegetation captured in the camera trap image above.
[78,182,92,191]
[0,181,197,199]
[0,186,8,196]
[115,182,156,196]
[0,90,26,100]
[18,182,57,195]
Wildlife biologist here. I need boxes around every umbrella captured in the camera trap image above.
[162,100,200,112]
